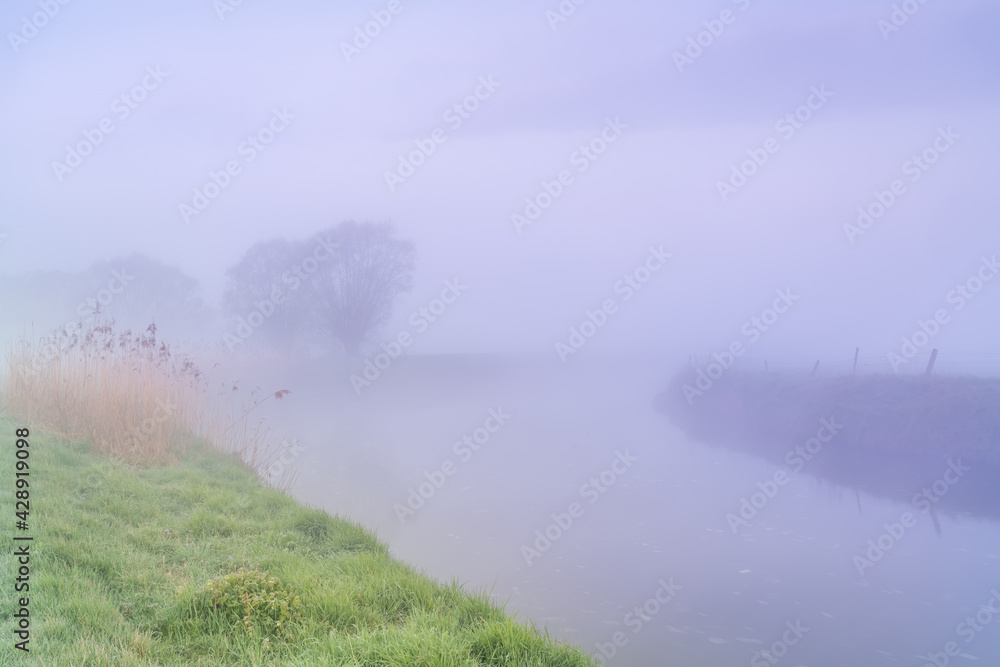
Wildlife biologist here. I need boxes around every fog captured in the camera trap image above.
[2,0,1000,664]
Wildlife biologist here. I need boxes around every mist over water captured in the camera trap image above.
[3,0,1000,665]
[217,351,1000,665]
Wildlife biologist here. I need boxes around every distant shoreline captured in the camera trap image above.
[657,370,1000,521]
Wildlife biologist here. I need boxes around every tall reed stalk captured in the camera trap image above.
[2,319,291,481]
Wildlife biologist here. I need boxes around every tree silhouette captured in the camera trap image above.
[304,221,415,355]
[222,238,310,354]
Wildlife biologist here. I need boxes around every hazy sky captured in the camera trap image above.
[2,0,998,361]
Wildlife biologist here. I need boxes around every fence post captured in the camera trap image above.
[925,348,938,376]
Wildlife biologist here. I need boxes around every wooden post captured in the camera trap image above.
[925,348,938,376]
[812,360,820,376]
[852,348,859,376]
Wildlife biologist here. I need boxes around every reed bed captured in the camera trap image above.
[1,319,291,482]
[202,380,295,488]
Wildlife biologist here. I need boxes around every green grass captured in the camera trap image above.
[0,422,597,666]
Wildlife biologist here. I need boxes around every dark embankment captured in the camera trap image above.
[656,370,1000,522]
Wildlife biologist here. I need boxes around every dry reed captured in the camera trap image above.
[2,318,292,483]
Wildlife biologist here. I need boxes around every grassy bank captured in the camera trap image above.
[660,371,1000,460]
[0,321,596,665]
[658,370,1000,519]
[0,423,596,666]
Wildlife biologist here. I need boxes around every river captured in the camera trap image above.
[228,351,1000,667]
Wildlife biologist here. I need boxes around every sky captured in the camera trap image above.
[1,0,998,365]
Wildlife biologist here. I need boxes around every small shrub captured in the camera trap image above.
[193,567,302,640]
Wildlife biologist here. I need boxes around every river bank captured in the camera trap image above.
[658,370,1000,521]
[0,421,598,666]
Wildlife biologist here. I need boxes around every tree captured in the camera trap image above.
[221,238,310,355]
[0,253,212,344]
[82,253,211,338]
[304,221,415,355]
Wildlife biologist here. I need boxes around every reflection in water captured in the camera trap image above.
[216,353,1000,666]
[659,369,1000,524]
